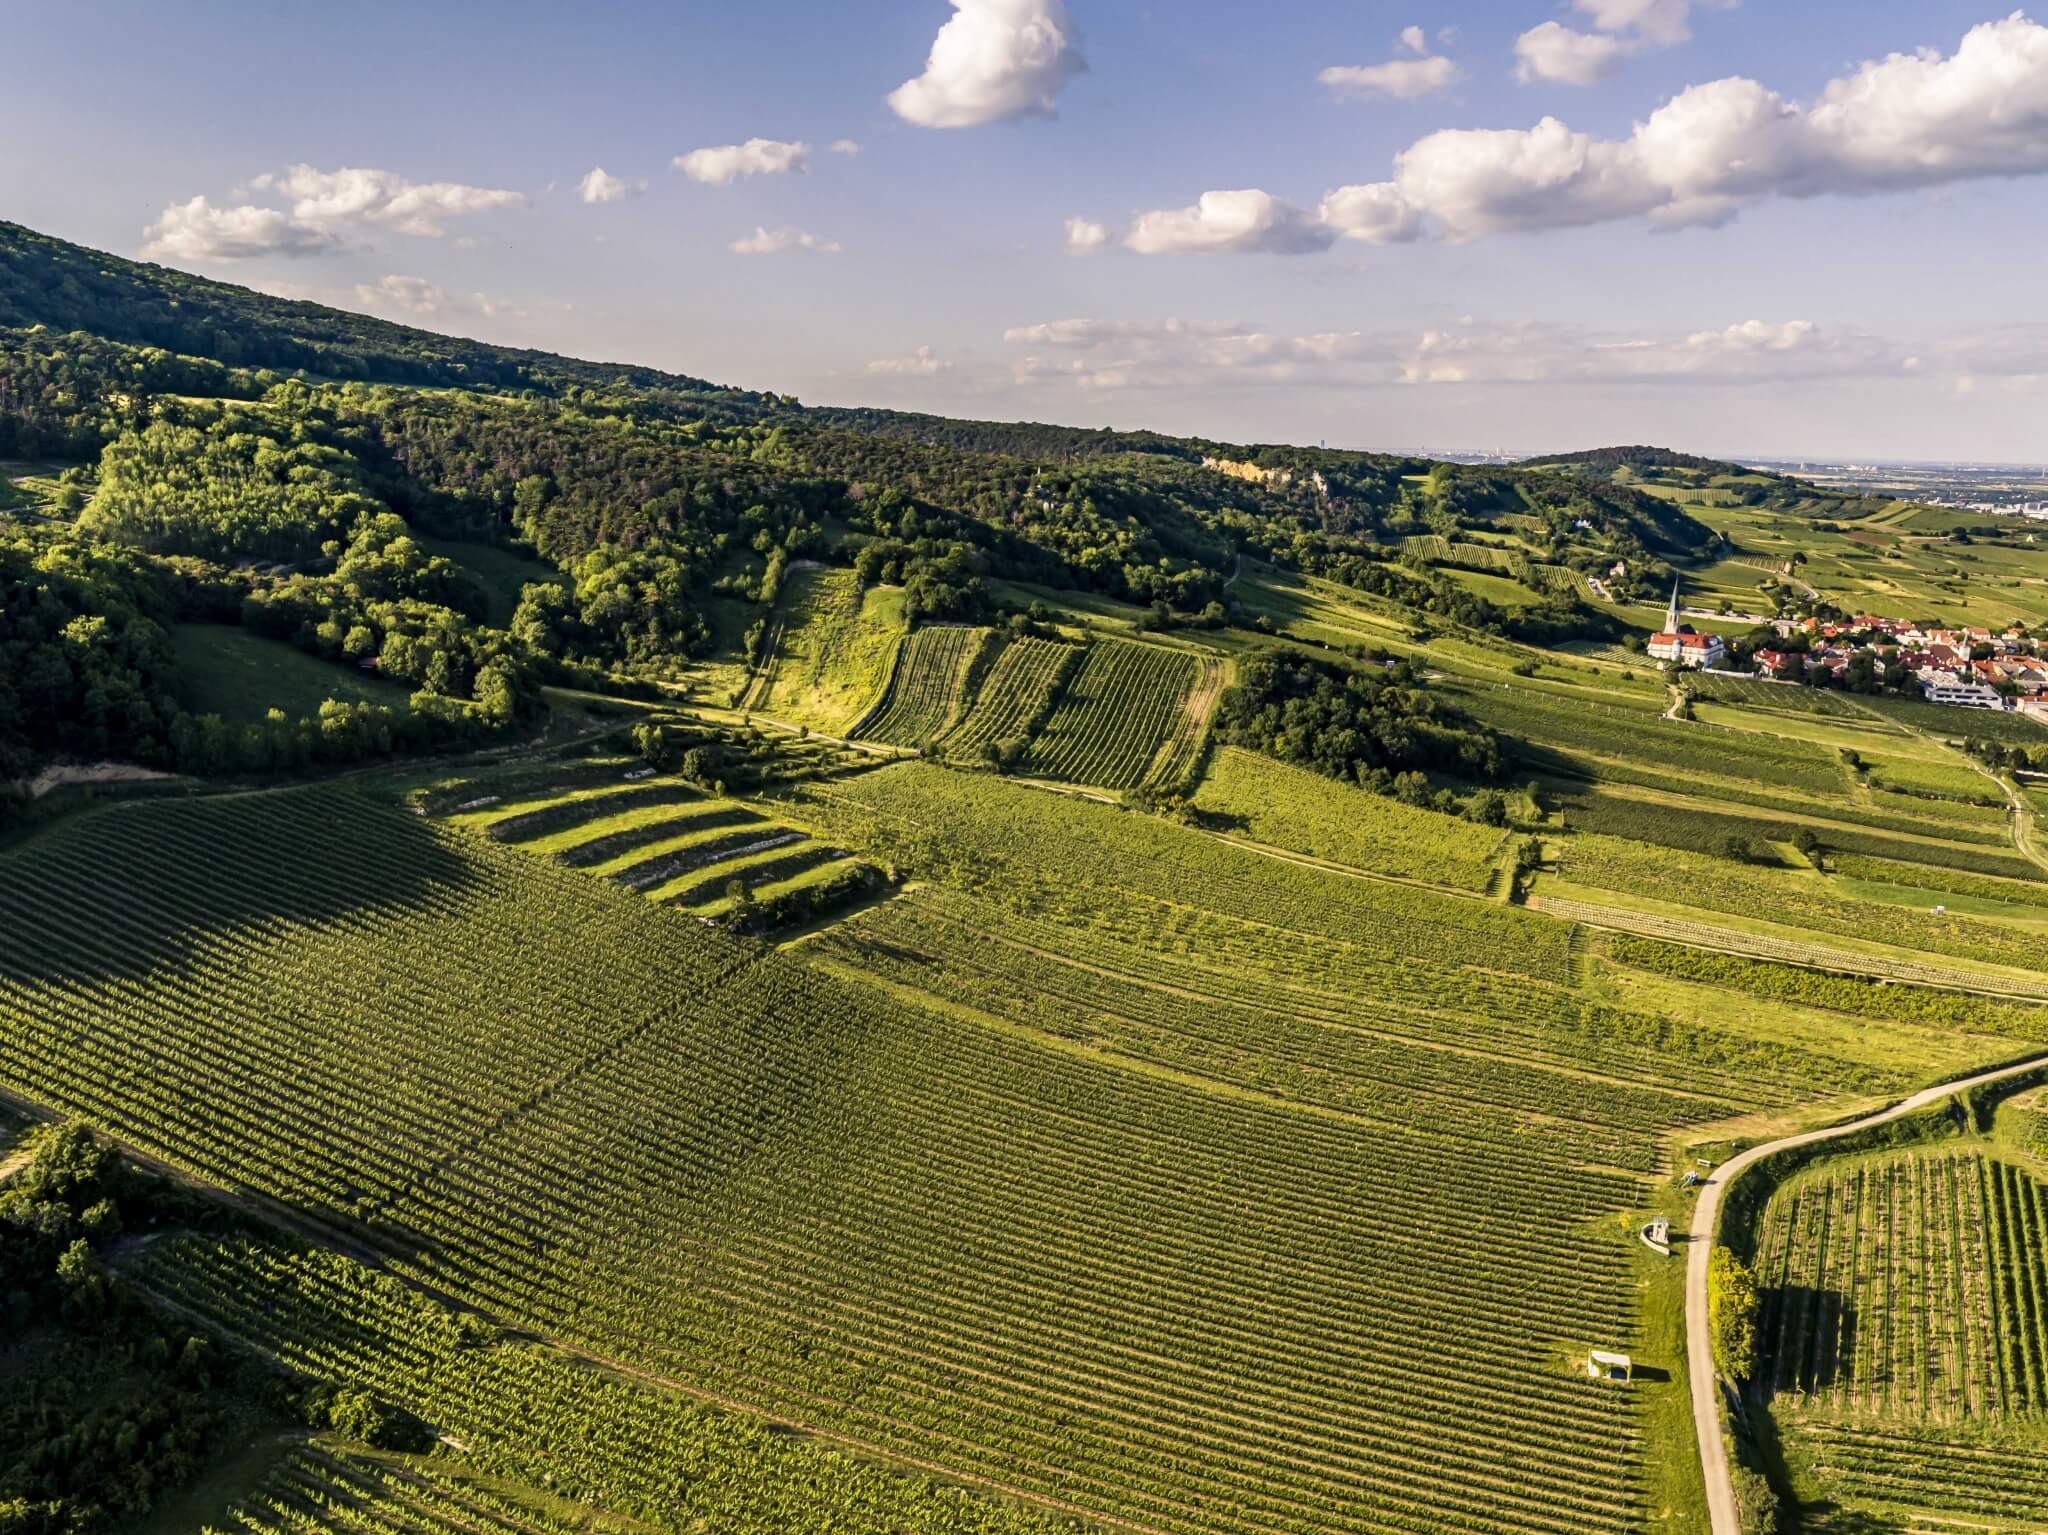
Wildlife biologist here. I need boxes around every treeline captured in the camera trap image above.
[1213,651,1506,795]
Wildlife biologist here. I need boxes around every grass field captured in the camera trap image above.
[173,623,413,723]
[414,534,560,626]
[751,566,908,732]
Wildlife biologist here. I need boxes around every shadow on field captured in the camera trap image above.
[0,787,479,983]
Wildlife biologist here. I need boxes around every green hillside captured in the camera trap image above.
[6,215,2048,1535]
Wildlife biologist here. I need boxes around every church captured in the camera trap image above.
[1647,579,1727,668]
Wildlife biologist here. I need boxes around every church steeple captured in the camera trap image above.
[1666,576,1681,634]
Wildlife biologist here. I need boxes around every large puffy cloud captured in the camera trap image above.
[675,139,810,185]
[888,0,1085,128]
[1108,13,2048,252]
[141,197,345,261]
[1124,190,1336,255]
[250,165,526,236]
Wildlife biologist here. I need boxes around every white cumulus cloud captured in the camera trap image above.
[729,226,842,255]
[1518,0,1736,85]
[251,165,526,236]
[1106,14,2048,254]
[142,164,524,262]
[1514,23,1633,86]
[676,139,810,185]
[888,0,1085,128]
[1321,54,1462,100]
[578,166,643,204]
[352,275,524,322]
[1064,216,1112,253]
[1124,190,1336,256]
[830,139,863,156]
[141,197,345,261]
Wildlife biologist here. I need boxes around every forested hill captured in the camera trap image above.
[0,217,1722,782]
[0,220,767,404]
[1518,446,1744,475]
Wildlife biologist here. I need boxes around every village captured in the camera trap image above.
[1645,580,2048,721]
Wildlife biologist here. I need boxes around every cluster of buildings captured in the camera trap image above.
[1752,616,2048,711]
[1645,581,2047,715]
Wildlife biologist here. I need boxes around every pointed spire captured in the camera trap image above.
[1666,576,1681,634]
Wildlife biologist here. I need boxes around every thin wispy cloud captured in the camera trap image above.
[730,226,842,255]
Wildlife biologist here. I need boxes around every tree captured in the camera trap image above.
[1464,790,1508,827]
[1709,1248,1760,1381]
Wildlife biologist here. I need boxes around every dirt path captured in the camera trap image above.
[1685,1053,2048,1535]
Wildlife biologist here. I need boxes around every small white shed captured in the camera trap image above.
[1587,1350,1633,1384]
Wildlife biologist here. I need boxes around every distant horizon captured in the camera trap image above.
[5,1,2045,463]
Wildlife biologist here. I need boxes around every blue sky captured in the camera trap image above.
[5,1,2046,460]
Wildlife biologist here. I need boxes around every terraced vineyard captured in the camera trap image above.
[436,768,860,914]
[855,624,991,745]
[940,636,1077,758]
[1025,639,1205,789]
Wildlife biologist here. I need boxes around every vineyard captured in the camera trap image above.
[1191,747,1509,893]
[435,766,862,915]
[1025,640,1207,790]
[938,636,1077,759]
[855,624,991,745]
[1534,893,2048,999]
[1753,1150,2048,1417]
[142,1244,1077,1535]
[0,768,1831,1535]
[1552,831,2048,972]
[1749,1143,2048,1530]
